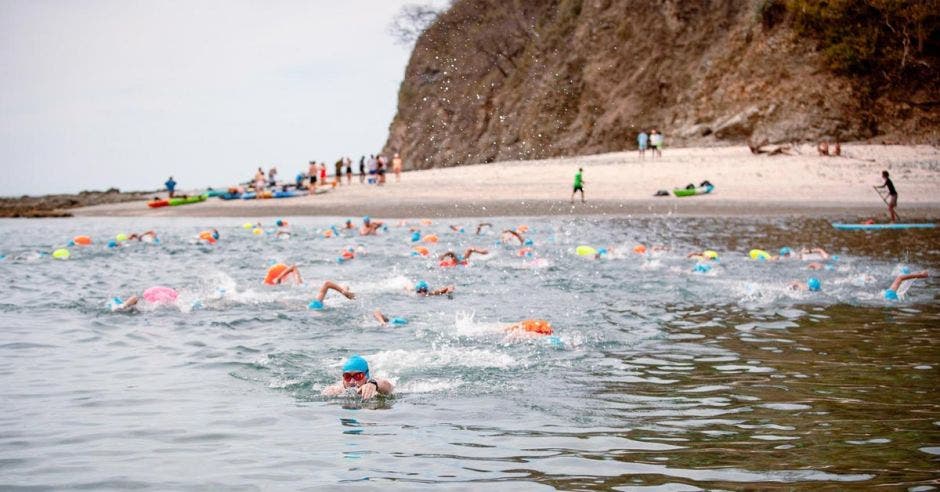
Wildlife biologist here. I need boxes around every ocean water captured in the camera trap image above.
[0,216,937,490]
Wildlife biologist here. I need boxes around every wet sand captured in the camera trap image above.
[71,145,940,219]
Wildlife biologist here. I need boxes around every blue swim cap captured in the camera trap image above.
[884,289,899,301]
[342,354,369,377]
[107,240,118,249]
[111,296,123,306]
[390,317,408,326]
[459,228,465,233]
[308,299,324,310]
[336,257,345,264]
[411,231,421,242]
[694,263,712,273]
[67,240,75,247]
[363,216,370,223]
[779,247,792,256]
[415,280,429,292]
[546,335,564,349]
[212,231,220,240]
[807,277,821,292]
[597,248,608,256]
[900,266,911,275]
[524,239,533,246]
[276,219,283,227]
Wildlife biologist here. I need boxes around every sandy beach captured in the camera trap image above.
[71,145,940,219]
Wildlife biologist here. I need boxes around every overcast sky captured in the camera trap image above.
[0,0,440,196]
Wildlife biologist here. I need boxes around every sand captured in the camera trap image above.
[71,144,940,219]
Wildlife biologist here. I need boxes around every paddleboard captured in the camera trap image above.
[832,223,935,230]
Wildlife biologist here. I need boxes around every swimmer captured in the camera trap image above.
[439,247,488,267]
[264,263,303,285]
[360,216,384,236]
[275,220,290,238]
[321,354,393,399]
[687,250,719,261]
[501,229,524,245]
[884,271,928,301]
[475,222,492,235]
[110,286,179,312]
[505,319,553,335]
[111,295,140,312]
[800,247,829,260]
[449,225,465,233]
[372,309,407,327]
[343,219,355,230]
[788,277,822,292]
[127,230,158,241]
[414,280,454,297]
[197,229,220,244]
[308,281,356,309]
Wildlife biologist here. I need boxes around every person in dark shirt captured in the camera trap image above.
[876,170,898,223]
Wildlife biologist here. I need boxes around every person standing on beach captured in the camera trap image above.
[359,156,366,184]
[650,130,663,158]
[308,161,318,190]
[875,170,899,223]
[344,157,353,185]
[268,167,278,188]
[165,176,177,198]
[392,153,403,182]
[637,131,648,160]
[571,168,585,204]
[334,159,344,186]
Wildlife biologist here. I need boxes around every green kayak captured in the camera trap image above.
[673,185,714,197]
[168,194,207,206]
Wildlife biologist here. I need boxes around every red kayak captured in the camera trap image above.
[147,199,169,208]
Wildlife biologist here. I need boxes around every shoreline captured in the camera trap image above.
[54,144,940,220]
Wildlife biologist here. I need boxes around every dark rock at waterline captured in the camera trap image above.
[0,189,156,218]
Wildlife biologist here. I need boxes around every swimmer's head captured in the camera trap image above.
[212,229,220,240]
[415,280,429,293]
[308,299,324,310]
[342,354,369,379]
[807,277,821,292]
[523,239,533,246]
[362,216,370,224]
[275,219,284,227]
[884,289,899,301]
[779,247,793,257]
[597,247,608,256]
[900,266,911,275]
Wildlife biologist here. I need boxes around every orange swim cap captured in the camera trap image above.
[633,244,647,254]
[521,319,553,335]
[73,235,92,246]
[341,250,355,260]
[264,263,288,285]
[422,234,439,244]
[413,246,429,256]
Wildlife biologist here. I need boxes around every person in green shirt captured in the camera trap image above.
[571,168,585,204]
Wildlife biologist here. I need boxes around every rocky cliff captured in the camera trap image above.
[384,0,939,169]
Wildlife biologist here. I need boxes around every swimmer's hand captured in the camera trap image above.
[358,381,379,400]
[342,287,356,300]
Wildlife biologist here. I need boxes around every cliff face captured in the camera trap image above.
[384,0,939,169]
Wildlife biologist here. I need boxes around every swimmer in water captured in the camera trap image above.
[687,250,719,261]
[439,247,488,267]
[264,263,303,285]
[197,229,220,244]
[449,225,465,233]
[788,277,822,292]
[308,281,356,309]
[501,229,524,245]
[360,216,384,236]
[505,319,553,335]
[884,271,928,301]
[343,219,355,230]
[127,230,158,241]
[414,280,454,297]
[275,220,290,238]
[372,309,407,327]
[475,222,492,235]
[111,286,179,312]
[321,354,393,399]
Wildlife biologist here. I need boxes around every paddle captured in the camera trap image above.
[872,186,901,221]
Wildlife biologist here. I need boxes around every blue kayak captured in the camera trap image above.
[832,223,935,230]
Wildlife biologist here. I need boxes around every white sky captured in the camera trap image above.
[0,0,437,196]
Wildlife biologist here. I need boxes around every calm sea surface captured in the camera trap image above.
[0,216,937,490]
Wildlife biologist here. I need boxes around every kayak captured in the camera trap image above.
[219,192,242,200]
[204,189,228,197]
[274,190,305,198]
[673,185,714,197]
[832,223,935,230]
[168,195,207,206]
[147,199,169,208]
[241,192,256,200]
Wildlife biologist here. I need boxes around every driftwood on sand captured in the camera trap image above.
[746,139,796,156]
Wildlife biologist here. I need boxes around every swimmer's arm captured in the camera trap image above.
[373,309,389,326]
[814,248,829,259]
[890,271,929,291]
[359,378,394,398]
[429,285,455,296]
